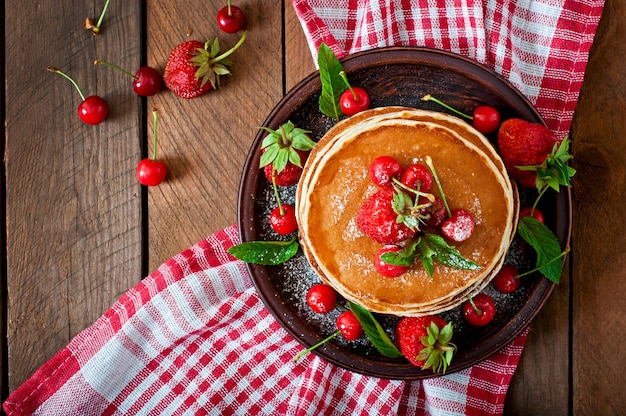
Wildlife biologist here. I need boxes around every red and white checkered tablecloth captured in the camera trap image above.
[4,0,604,415]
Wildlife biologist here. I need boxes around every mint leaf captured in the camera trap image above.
[417,237,437,278]
[380,239,420,266]
[517,217,563,283]
[317,43,346,120]
[421,233,483,273]
[227,238,299,265]
[348,302,403,358]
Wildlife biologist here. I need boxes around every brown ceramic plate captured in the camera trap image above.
[237,47,571,379]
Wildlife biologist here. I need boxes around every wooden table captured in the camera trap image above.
[2,1,625,414]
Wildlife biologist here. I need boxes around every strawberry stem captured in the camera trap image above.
[93,0,111,34]
[151,108,158,161]
[211,31,247,64]
[424,156,452,217]
[293,330,340,362]
[47,66,86,101]
[422,94,472,121]
[94,59,137,80]
[339,71,358,101]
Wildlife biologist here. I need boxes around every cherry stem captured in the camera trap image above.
[227,0,232,15]
[424,156,452,217]
[93,0,111,34]
[47,66,86,101]
[271,173,284,216]
[467,295,483,316]
[151,108,158,161]
[210,31,247,63]
[94,59,137,80]
[339,71,359,101]
[422,94,472,121]
[392,178,435,202]
[515,247,571,279]
[293,330,339,362]
[530,185,549,215]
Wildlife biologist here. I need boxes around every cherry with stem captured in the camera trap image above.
[422,94,500,135]
[216,0,247,34]
[136,108,167,186]
[338,71,370,116]
[47,66,108,125]
[95,59,162,96]
[84,0,111,35]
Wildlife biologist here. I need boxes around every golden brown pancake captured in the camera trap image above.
[296,107,516,317]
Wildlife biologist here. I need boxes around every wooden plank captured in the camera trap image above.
[569,0,626,413]
[4,1,143,390]
[146,0,285,272]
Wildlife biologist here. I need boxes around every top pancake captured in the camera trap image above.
[296,107,516,316]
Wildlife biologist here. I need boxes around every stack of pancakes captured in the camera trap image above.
[296,107,518,317]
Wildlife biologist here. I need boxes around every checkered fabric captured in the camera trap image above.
[292,0,605,140]
[4,0,604,414]
[3,226,528,415]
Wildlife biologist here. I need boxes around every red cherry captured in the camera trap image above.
[133,66,162,96]
[338,71,370,116]
[462,293,496,326]
[136,158,167,186]
[422,196,447,227]
[472,105,500,134]
[95,60,162,97]
[216,3,246,33]
[375,245,408,277]
[492,265,521,293]
[336,311,363,341]
[520,206,545,223]
[401,163,433,192]
[441,208,475,242]
[369,155,403,187]
[339,87,371,116]
[78,95,108,125]
[136,108,167,186]
[306,284,337,314]
[269,204,298,235]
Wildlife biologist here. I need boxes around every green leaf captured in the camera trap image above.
[517,217,564,283]
[259,143,279,168]
[380,239,420,266]
[417,238,436,278]
[421,233,483,274]
[227,238,299,265]
[317,43,346,120]
[348,302,403,358]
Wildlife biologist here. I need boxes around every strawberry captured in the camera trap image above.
[260,121,315,186]
[395,315,456,373]
[163,32,246,99]
[497,118,560,188]
[356,187,418,244]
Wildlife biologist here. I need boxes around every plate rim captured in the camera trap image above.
[237,46,571,379]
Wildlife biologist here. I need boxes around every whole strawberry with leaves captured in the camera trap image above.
[163,32,246,99]
[259,121,316,186]
[395,315,456,373]
[497,118,568,188]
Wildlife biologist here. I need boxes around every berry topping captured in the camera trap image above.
[440,208,476,242]
[369,155,403,187]
[375,245,409,277]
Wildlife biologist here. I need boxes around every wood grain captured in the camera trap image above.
[146,0,285,272]
[4,1,143,390]
[570,0,626,412]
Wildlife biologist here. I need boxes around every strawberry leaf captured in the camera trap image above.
[517,138,576,192]
[517,217,563,283]
[348,302,403,358]
[227,238,299,265]
[317,43,346,120]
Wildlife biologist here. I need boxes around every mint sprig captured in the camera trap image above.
[348,302,403,358]
[227,238,299,265]
[317,43,346,120]
[380,233,482,278]
[517,217,564,283]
